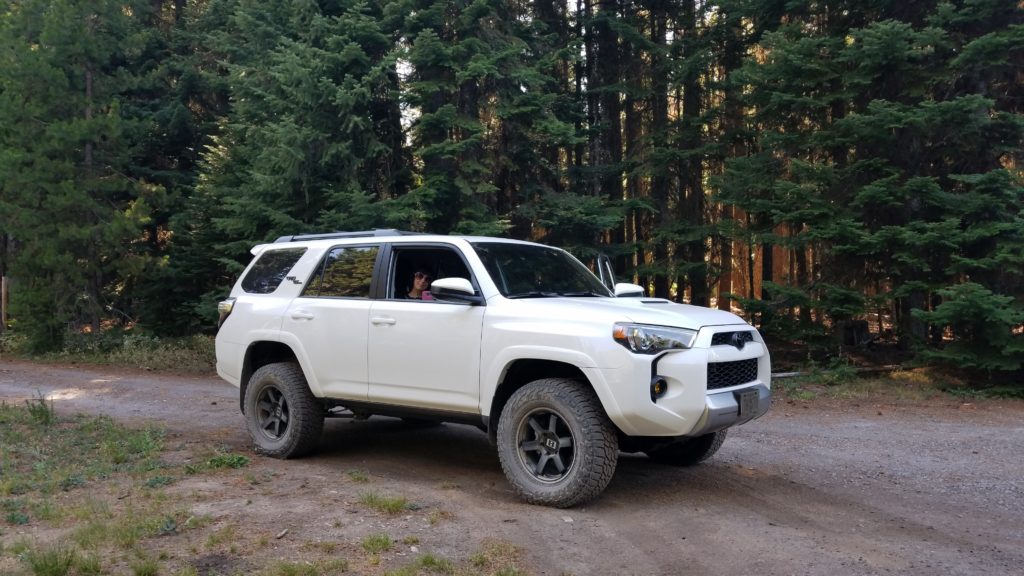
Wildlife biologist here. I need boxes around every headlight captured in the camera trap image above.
[612,323,697,354]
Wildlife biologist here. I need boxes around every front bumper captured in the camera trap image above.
[588,327,771,437]
[686,383,771,437]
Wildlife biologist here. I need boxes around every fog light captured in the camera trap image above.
[650,377,668,402]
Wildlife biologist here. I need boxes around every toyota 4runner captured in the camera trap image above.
[216,230,771,507]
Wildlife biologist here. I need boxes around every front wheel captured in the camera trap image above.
[497,378,618,508]
[244,362,324,458]
[645,429,727,466]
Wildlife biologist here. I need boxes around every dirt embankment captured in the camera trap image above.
[2,359,1022,575]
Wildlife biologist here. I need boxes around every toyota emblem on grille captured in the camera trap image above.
[729,332,747,350]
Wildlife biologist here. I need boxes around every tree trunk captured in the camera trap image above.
[761,235,773,300]
[795,237,812,325]
[899,292,929,349]
[1,233,7,332]
[0,233,6,332]
[650,3,670,300]
[1,275,7,333]
[584,0,599,198]
[717,7,746,310]
[680,0,708,306]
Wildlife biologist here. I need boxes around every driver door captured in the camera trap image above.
[366,244,485,414]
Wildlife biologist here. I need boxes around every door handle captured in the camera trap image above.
[371,316,396,326]
[290,310,315,320]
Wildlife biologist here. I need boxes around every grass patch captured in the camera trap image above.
[185,452,250,474]
[347,469,369,483]
[773,367,1007,403]
[24,393,56,426]
[131,557,160,576]
[75,553,104,575]
[428,510,453,525]
[361,533,393,554]
[145,475,175,488]
[385,554,457,576]
[206,523,238,549]
[358,491,410,514]
[205,454,250,470]
[260,559,349,576]
[22,544,77,575]
[0,401,246,576]
[468,541,524,575]
[416,553,455,574]
[6,510,30,525]
[0,402,164,498]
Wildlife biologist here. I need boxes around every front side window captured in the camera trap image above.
[471,242,612,298]
[241,248,307,294]
[304,246,378,298]
[389,246,474,300]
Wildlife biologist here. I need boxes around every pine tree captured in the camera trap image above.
[718,0,1023,374]
[0,0,160,349]
[197,0,409,247]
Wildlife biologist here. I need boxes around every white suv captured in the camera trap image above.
[216,230,771,507]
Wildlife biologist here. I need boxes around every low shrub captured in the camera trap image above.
[107,333,215,373]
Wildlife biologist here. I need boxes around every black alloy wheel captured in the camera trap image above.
[515,408,577,483]
[255,385,290,440]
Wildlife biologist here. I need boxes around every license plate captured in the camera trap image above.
[737,389,758,417]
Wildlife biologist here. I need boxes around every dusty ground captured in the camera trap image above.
[1,358,1022,576]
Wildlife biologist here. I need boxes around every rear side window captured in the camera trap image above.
[303,246,379,298]
[241,248,307,294]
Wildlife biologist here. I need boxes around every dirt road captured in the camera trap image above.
[1,359,1022,575]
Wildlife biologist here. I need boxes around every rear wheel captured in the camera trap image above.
[497,378,618,508]
[244,362,324,458]
[645,430,727,466]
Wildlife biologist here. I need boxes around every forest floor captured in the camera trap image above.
[1,358,1022,576]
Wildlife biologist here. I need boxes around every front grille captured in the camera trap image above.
[711,331,754,348]
[707,358,759,390]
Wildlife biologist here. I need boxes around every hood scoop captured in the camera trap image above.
[641,299,672,304]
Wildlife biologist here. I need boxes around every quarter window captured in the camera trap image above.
[241,248,307,294]
[304,246,378,298]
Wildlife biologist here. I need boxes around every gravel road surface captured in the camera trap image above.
[1,359,1022,575]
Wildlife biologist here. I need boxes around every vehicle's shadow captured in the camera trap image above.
[311,415,742,506]
[316,417,499,472]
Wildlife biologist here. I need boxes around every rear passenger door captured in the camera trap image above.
[281,244,381,401]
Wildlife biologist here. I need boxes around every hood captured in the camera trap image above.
[499,297,749,330]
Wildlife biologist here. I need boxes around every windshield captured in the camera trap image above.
[471,242,614,298]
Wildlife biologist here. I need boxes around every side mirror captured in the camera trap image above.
[430,277,484,305]
[614,282,645,298]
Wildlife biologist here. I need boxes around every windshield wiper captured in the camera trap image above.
[505,291,561,299]
[559,290,605,297]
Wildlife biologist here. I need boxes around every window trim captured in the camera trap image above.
[379,242,484,304]
[300,243,383,300]
[240,247,308,295]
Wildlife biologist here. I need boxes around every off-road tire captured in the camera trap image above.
[645,429,727,466]
[497,378,618,508]
[244,362,324,458]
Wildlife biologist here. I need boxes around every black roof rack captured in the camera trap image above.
[273,229,425,243]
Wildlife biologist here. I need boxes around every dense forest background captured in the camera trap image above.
[0,0,1021,378]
